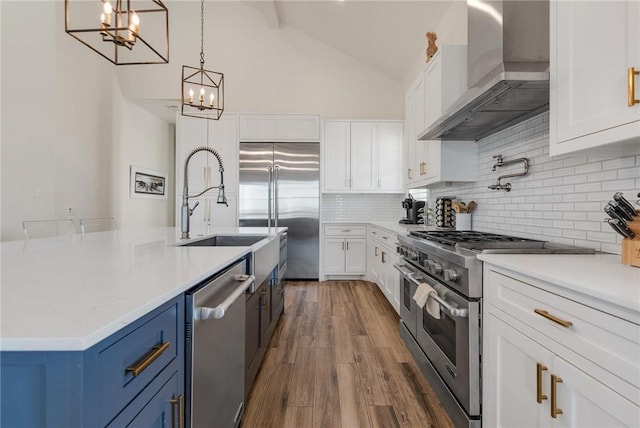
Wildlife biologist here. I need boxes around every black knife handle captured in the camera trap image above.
[605,218,635,239]
[613,192,638,218]
[604,204,627,223]
[607,200,634,222]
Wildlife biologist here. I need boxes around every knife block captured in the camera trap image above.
[621,212,640,268]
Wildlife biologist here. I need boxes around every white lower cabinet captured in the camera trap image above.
[483,266,640,428]
[323,238,366,274]
[321,224,367,278]
[367,226,400,314]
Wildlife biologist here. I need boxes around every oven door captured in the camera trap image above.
[395,263,420,338]
[414,273,480,417]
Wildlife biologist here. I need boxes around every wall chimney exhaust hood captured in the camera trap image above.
[419,0,550,141]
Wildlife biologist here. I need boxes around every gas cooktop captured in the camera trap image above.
[408,230,595,254]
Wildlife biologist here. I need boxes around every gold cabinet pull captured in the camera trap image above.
[375,246,379,256]
[126,341,170,377]
[381,251,386,263]
[536,363,548,403]
[419,162,426,175]
[170,394,185,428]
[408,168,413,179]
[629,67,639,107]
[534,309,573,328]
[550,374,563,418]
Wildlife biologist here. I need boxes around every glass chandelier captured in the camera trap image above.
[181,0,224,120]
[65,0,169,65]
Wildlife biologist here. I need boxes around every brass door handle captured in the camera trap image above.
[126,342,171,377]
[534,309,573,328]
[171,394,185,428]
[536,363,548,403]
[550,374,563,418]
[629,67,639,107]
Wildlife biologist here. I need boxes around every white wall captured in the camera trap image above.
[1,1,174,241]
[117,1,405,120]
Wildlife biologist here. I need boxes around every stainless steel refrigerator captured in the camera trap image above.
[238,142,319,279]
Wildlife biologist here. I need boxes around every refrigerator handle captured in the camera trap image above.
[267,165,273,228]
[274,165,280,229]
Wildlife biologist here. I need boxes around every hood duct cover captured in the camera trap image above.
[419,0,550,141]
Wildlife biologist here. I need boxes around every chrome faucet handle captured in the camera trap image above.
[190,201,200,216]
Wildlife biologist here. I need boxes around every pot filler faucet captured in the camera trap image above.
[181,146,227,239]
[488,154,529,192]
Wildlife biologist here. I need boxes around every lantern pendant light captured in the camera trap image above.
[65,0,169,65]
[181,0,224,120]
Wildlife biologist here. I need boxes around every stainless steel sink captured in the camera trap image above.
[180,235,267,247]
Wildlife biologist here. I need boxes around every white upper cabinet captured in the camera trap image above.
[239,114,320,142]
[322,121,351,191]
[350,122,377,191]
[377,122,404,191]
[322,120,404,193]
[423,47,467,130]
[405,46,477,188]
[550,0,640,156]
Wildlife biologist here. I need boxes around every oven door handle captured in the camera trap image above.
[394,264,468,318]
[394,263,417,279]
[428,291,468,318]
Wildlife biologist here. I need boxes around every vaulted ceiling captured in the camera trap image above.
[246,1,455,81]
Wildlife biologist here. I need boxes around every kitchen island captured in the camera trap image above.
[0,226,285,427]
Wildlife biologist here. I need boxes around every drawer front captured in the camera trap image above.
[369,226,397,249]
[486,269,640,389]
[324,224,366,236]
[106,369,180,427]
[99,302,179,424]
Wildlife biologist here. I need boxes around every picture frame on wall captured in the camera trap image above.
[130,166,168,199]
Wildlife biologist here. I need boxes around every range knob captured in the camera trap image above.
[428,260,442,274]
[443,268,459,282]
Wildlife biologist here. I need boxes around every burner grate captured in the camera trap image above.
[409,230,542,247]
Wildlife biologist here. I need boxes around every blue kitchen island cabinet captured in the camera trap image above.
[0,295,185,427]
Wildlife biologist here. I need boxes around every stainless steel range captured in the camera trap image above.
[395,230,594,428]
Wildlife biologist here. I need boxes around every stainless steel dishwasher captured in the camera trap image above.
[185,258,255,428]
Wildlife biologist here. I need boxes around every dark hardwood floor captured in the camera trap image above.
[243,280,454,428]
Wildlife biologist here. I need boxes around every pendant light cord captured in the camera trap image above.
[199,0,205,69]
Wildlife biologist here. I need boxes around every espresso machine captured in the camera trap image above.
[400,195,426,224]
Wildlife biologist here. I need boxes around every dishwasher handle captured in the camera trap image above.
[195,274,255,320]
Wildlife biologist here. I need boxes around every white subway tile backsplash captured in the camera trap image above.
[602,157,635,170]
[427,112,639,255]
[587,170,617,182]
[321,193,405,222]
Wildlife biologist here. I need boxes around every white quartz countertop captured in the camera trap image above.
[478,253,640,319]
[0,226,286,351]
[321,220,427,236]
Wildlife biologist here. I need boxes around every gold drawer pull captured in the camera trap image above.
[534,309,573,328]
[536,363,548,403]
[408,168,413,179]
[381,251,386,263]
[171,394,185,428]
[126,342,171,377]
[629,67,639,107]
[550,374,563,418]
